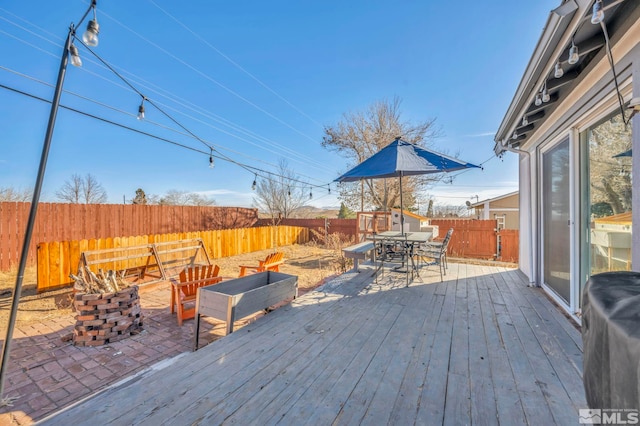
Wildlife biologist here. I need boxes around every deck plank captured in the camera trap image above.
[386,284,444,425]
[492,267,582,424]
[162,276,382,424]
[220,278,404,424]
[488,267,557,425]
[40,264,587,426]
[359,286,440,425]
[415,276,457,424]
[467,268,499,425]
[444,264,471,426]
[476,265,526,425]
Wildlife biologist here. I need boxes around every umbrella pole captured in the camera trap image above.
[399,173,404,235]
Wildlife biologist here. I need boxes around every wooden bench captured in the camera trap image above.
[238,252,285,277]
[342,241,375,271]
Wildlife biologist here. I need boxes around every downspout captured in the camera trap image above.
[500,142,536,287]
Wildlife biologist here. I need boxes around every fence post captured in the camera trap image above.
[324,218,329,247]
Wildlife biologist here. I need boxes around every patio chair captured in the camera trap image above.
[423,228,453,270]
[415,230,453,282]
[170,264,222,326]
[238,252,285,277]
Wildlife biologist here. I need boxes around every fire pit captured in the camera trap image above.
[70,268,143,346]
[73,285,143,346]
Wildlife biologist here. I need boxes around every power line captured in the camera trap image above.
[147,0,325,129]
[98,7,321,144]
[0,64,331,183]
[0,82,334,191]
[77,39,334,186]
[0,12,336,173]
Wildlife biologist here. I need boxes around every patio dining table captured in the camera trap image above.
[366,231,433,278]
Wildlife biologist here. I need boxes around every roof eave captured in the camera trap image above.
[493,0,591,155]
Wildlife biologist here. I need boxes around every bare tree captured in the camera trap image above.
[159,189,215,206]
[432,204,468,218]
[131,188,148,205]
[323,96,442,212]
[56,173,107,204]
[588,113,632,216]
[253,159,308,220]
[0,186,33,202]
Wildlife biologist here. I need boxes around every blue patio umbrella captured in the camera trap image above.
[613,149,632,158]
[335,138,481,233]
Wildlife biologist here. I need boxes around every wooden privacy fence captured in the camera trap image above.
[429,219,519,262]
[256,218,357,240]
[498,229,519,263]
[0,202,258,271]
[37,226,309,292]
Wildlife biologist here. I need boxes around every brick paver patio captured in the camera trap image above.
[0,281,244,425]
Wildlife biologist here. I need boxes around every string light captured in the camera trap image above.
[137,97,145,120]
[252,174,257,190]
[534,93,542,106]
[568,39,579,65]
[542,81,550,103]
[82,4,99,47]
[288,186,291,197]
[554,61,564,78]
[522,116,528,126]
[209,148,214,169]
[69,44,82,67]
[327,184,331,194]
[591,0,604,25]
[309,187,313,199]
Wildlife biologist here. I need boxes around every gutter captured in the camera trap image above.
[499,142,537,287]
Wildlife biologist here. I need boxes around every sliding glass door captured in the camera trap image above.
[542,138,571,305]
[579,111,633,307]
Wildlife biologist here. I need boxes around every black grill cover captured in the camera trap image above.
[582,271,640,410]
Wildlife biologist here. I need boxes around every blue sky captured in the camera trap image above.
[1,0,557,210]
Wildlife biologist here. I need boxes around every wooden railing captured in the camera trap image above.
[36,226,309,292]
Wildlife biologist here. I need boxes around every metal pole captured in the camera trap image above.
[0,28,73,400]
[399,173,404,235]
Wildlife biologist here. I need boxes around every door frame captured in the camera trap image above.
[538,131,579,314]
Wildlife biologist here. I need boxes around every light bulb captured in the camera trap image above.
[542,86,550,103]
[512,131,518,140]
[252,175,257,190]
[568,42,579,65]
[522,116,528,126]
[554,61,564,78]
[82,19,99,47]
[69,44,82,67]
[137,104,145,120]
[209,155,214,169]
[591,0,604,24]
[535,93,542,106]
[309,190,313,199]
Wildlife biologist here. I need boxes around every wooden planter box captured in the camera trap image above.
[73,286,143,347]
[194,271,298,348]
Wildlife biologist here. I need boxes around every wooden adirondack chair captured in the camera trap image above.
[170,264,221,326]
[238,252,285,277]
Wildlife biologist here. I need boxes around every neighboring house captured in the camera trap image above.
[494,0,638,319]
[469,191,519,230]
[391,209,439,237]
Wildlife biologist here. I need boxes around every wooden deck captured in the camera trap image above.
[39,263,586,425]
